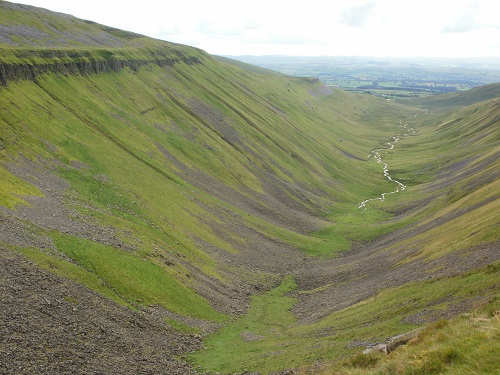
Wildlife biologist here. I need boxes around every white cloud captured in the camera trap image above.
[339,2,376,28]
[442,1,500,33]
[11,0,500,57]
[442,2,480,33]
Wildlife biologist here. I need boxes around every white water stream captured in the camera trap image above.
[358,120,416,210]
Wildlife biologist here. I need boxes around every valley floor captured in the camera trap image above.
[0,6,498,370]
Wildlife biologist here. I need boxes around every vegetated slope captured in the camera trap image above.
[214,55,284,76]
[0,1,415,370]
[292,89,500,319]
[0,1,144,48]
[191,90,499,374]
[0,0,205,86]
[400,81,500,108]
[0,2,499,374]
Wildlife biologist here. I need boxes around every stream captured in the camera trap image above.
[358,120,416,210]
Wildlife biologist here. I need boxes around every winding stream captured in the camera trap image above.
[358,120,416,210]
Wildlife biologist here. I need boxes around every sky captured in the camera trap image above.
[15,0,500,57]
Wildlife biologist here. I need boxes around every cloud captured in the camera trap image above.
[442,19,477,33]
[339,2,376,28]
[14,0,500,57]
[441,1,500,33]
[442,2,479,33]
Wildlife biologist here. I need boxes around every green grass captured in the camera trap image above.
[190,276,299,373]
[12,244,133,308]
[320,203,399,239]
[0,48,419,266]
[164,316,201,334]
[0,164,43,209]
[312,299,500,374]
[1,6,499,373]
[51,233,227,321]
[191,263,500,374]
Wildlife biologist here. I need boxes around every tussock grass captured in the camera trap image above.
[311,302,499,374]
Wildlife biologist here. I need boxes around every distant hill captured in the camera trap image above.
[0,1,498,374]
[401,82,500,108]
[214,55,285,76]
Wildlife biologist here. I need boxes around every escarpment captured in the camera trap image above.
[0,1,205,85]
[0,48,204,86]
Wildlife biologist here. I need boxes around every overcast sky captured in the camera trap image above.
[16,0,500,57]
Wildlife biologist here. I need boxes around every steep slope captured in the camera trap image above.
[0,1,205,86]
[0,0,416,325]
[0,2,499,374]
[292,90,500,319]
[191,92,499,374]
[0,1,142,48]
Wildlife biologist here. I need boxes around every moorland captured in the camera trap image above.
[0,1,499,374]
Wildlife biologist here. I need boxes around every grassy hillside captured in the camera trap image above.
[400,82,500,108]
[0,0,417,321]
[0,55,412,314]
[0,1,498,373]
[189,91,499,373]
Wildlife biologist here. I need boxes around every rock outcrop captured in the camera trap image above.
[0,50,202,86]
[363,329,422,355]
